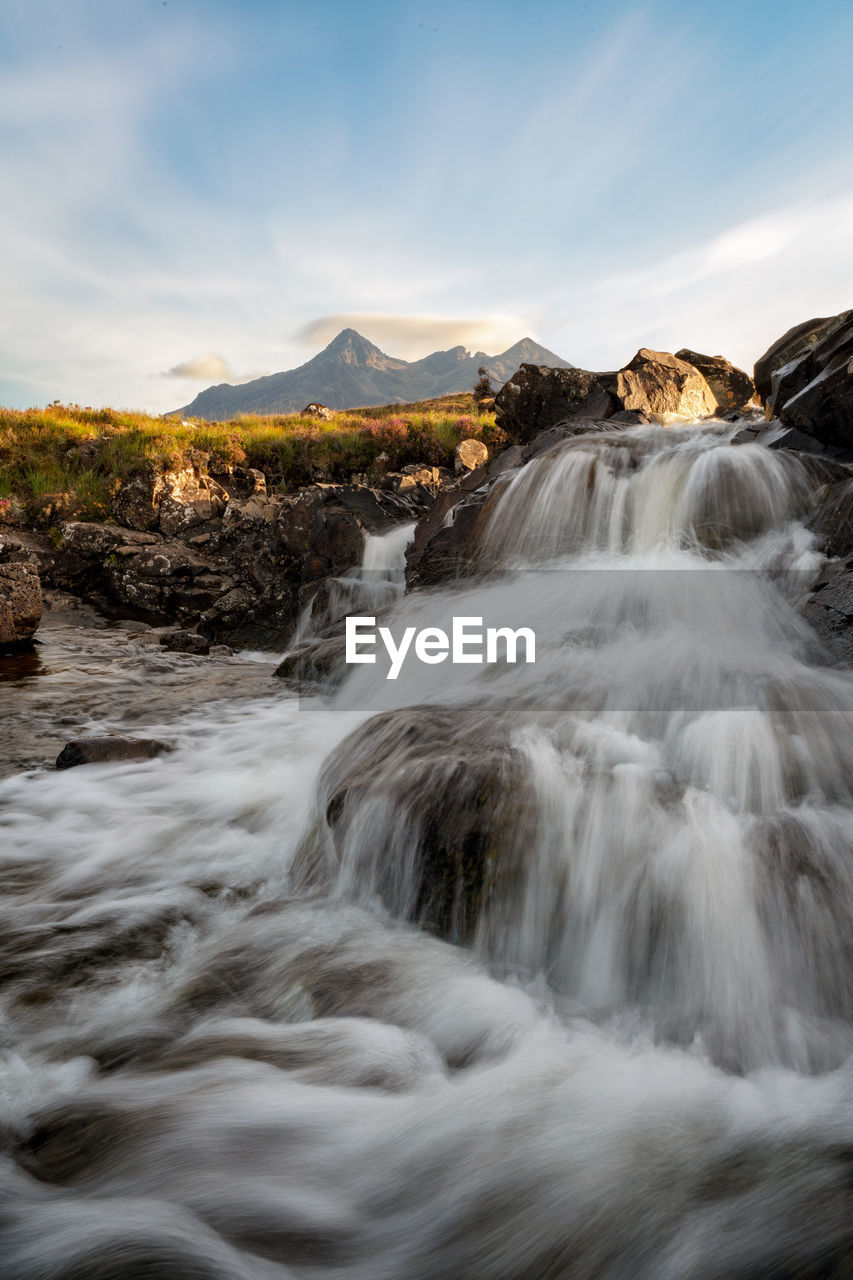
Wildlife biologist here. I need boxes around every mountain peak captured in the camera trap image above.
[173,330,572,419]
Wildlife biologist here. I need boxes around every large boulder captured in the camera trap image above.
[675,349,755,415]
[293,706,528,943]
[0,552,42,648]
[614,348,718,423]
[772,315,853,457]
[754,311,852,405]
[494,365,615,442]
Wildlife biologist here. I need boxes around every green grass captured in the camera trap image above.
[0,396,504,526]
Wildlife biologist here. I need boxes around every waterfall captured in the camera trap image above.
[291,520,416,646]
[1,423,852,1278]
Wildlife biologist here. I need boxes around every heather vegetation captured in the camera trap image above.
[0,394,503,526]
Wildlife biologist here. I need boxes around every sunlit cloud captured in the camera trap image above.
[166,354,234,381]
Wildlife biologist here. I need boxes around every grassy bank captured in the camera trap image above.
[0,395,504,526]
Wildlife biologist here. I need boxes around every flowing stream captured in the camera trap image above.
[1,423,852,1279]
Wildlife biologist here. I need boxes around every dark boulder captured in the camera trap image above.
[56,737,173,769]
[773,315,853,457]
[405,485,499,589]
[495,365,615,442]
[754,311,852,405]
[293,706,529,944]
[675,349,755,414]
[274,634,348,686]
[806,477,853,559]
[159,629,211,655]
[801,559,853,667]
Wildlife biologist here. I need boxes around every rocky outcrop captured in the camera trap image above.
[494,349,725,441]
[614,349,718,423]
[7,466,436,648]
[293,706,528,943]
[56,737,173,769]
[776,321,853,458]
[494,365,616,442]
[114,463,231,534]
[754,312,852,405]
[0,551,42,648]
[675,349,755,415]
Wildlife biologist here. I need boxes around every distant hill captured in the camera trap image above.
[171,329,573,421]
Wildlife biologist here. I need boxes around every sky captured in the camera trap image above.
[1,0,852,412]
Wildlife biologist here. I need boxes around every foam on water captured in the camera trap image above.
[0,424,851,1277]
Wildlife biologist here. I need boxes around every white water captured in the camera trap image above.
[291,521,416,646]
[1,424,852,1278]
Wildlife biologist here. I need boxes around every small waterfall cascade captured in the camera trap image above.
[291,520,416,646]
[1,423,851,1278]
[313,424,852,1072]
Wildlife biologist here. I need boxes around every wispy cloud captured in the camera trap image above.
[296,314,531,358]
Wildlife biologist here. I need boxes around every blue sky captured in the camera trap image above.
[2,0,852,411]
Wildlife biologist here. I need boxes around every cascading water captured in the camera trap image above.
[291,521,416,646]
[1,423,852,1278]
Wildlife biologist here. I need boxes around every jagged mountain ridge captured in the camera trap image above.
[172,329,573,420]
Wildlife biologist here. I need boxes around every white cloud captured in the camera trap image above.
[547,189,853,373]
[166,355,236,382]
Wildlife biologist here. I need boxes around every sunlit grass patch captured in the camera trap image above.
[0,396,505,527]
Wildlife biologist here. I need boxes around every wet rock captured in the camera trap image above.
[772,315,853,458]
[487,444,527,478]
[495,364,615,442]
[159,629,211,655]
[274,634,348,685]
[454,438,489,473]
[614,348,718,423]
[806,477,853,558]
[405,486,495,588]
[675,349,755,414]
[0,553,42,648]
[801,558,853,667]
[754,311,851,405]
[56,736,173,769]
[294,706,528,943]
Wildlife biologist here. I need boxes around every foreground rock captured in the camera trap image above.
[56,737,173,769]
[0,550,42,648]
[294,706,527,943]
